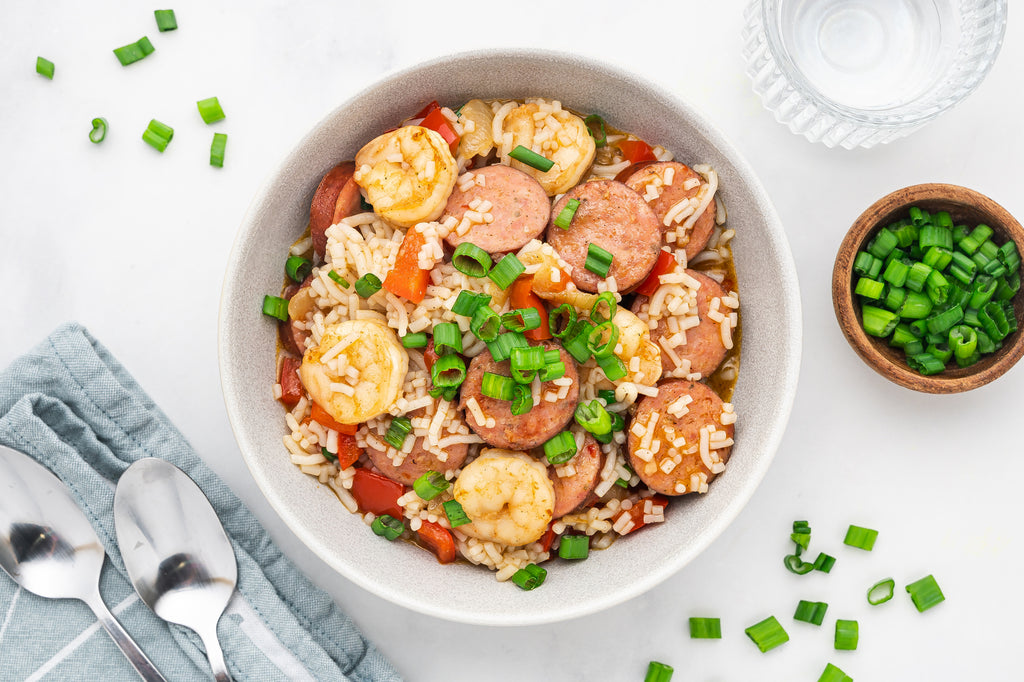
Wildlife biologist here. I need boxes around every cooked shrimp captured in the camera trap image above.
[456,99,494,161]
[299,319,408,424]
[453,450,554,546]
[354,126,457,228]
[500,102,595,196]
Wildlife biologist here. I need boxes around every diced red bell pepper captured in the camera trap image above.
[611,495,670,536]
[538,526,555,553]
[416,520,457,564]
[383,229,431,304]
[333,434,362,469]
[422,340,439,374]
[350,469,405,519]
[413,100,441,120]
[420,107,461,155]
[309,401,358,435]
[510,276,552,341]
[635,249,677,297]
[278,356,303,407]
[617,139,659,165]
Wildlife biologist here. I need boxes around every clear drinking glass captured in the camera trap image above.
[742,0,1007,149]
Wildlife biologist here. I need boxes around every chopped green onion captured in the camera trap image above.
[745,616,789,653]
[583,114,607,147]
[861,305,897,337]
[793,600,828,626]
[36,56,55,79]
[481,372,515,401]
[867,578,895,605]
[370,514,404,541]
[413,470,449,501]
[543,349,560,364]
[384,416,412,450]
[472,306,502,343]
[154,9,177,31]
[818,663,853,682]
[558,534,589,560]
[791,531,811,551]
[561,320,594,364]
[320,446,337,463]
[949,325,978,363]
[401,332,427,348]
[959,224,992,255]
[979,301,1011,341]
[544,431,577,465]
[430,353,466,389]
[596,352,627,382]
[113,36,155,66]
[142,119,174,152]
[575,400,612,437]
[585,243,614,278]
[609,412,625,432]
[906,574,945,612]
[598,389,616,404]
[427,385,458,402]
[644,661,673,682]
[587,321,620,358]
[882,259,910,287]
[89,117,108,144]
[442,499,471,527]
[355,273,382,297]
[539,361,566,382]
[554,199,581,230]
[919,224,953,250]
[327,270,350,288]
[197,96,225,124]
[487,253,525,290]
[784,553,814,575]
[548,303,576,339]
[510,383,532,416]
[452,290,491,316]
[511,346,545,372]
[452,242,492,277]
[853,251,878,276]
[501,308,542,332]
[591,291,617,324]
[843,524,878,551]
[432,322,463,355]
[834,619,858,651]
[509,145,554,172]
[905,261,932,292]
[614,477,629,488]
[854,277,884,299]
[923,245,953,271]
[486,331,527,362]
[510,563,546,590]
[813,552,836,573]
[925,303,963,335]
[899,291,933,320]
[210,132,227,167]
[285,256,312,283]
[262,295,288,321]
[688,617,722,639]
[867,228,898,259]
[969,276,998,309]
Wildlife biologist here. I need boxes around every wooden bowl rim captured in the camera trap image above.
[832,183,1024,394]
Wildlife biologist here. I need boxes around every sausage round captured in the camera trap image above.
[310,162,362,261]
[546,432,604,518]
[363,403,469,486]
[442,165,550,254]
[624,161,716,260]
[547,180,661,293]
[627,380,732,496]
[460,341,579,450]
[631,269,730,378]
[279,276,313,357]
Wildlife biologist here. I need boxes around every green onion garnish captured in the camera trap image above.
[142,119,174,153]
[843,524,878,551]
[867,578,895,605]
[598,389,616,404]
[486,331,528,363]
[320,446,337,463]
[370,514,404,541]
[452,290,491,316]
[509,145,554,172]
[501,308,542,332]
[834,619,858,651]
[583,114,607,147]
[854,277,884,300]
[355,273,382,298]
[548,303,576,339]
[154,9,178,31]
[813,552,836,573]
[905,574,944,612]
[558,534,589,560]
[89,117,108,144]
[510,383,533,416]
[401,332,428,349]
[510,563,546,590]
[413,470,449,501]
[644,661,673,682]
[585,243,614,278]
[793,600,828,626]
[783,554,814,575]
[510,346,545,372]
[113,36,155,66]
[210,132,227,168]
[431,353,466,389]
[432,322,463,355]
[596,352,627,382]
[384,416,412,450]
[539,360,565,382]
[591,291,617,324]
[487,253,525,290]
[614,478,629,488]
[543,431,577,465]
[587,321,619,359]
[36,56,55,79]
[285,256,312,283]
[745,615,789,653]
[196,97,226,124]
[452,242,492,277]
[609,412,625,432]
[481,372,515,401]
[262,295,288,321]
[575,400,612,438]
[688,617,722,639]
[554,199,581,230]
[442,499,471,527]
[471,305,502,343]
[861,305,898,337]
[817,663,853,682]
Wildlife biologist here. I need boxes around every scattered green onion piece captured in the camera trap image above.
[867,228,898,260]
[969,276,998,309]
[853,251,877,276]
[360,196,374,212]
[843,524,878,551]
[688,617,722,639]
[898,291,933,320]
[509,145,554,172]
[979,239,1000,260]
[486,331,527,362]
[320,446,337,463]
[113,36,156,66]
[979,301,1011,341]
[905,261,932,292]
[889,323,917,348]
[544,431,577,465]
[431,353,466,389]
[413,470,449,501]
[935,211,953,227]
[904,341,925,356]
[554,198,581,230]
[784,553,814,575]
[472,306,502,343]
[996,272,1020,300]
[867,257,884,279]
[882,259,910,287]
[197,96,225,124]
[401,332,427,349]
[427,385,458,402]
[501,307,542,332]
[558,534,589,560]
[596,352,627,381]
[587,321,620,358]
[210,132,227,167]
[950,251,977,279]
[907,353,943,376]
[598,389,616,404]
[543,349,560,365]
[384,416,412,450]
[813,552,836,573]
[793,600,828,626]
[884,286,907,312]
[154,9,177,31]
[487,253,525,290]
[949,325,978,361]
[510,563,546,590]
[959,224,992,255]
[583,114,607,147]
[432,322,463,355]
[894,221,919,247]
[609,412,625,432]
[355,273,382,298]
[539,360,566,382]
[370,514,404,541]
[585,243,614,278]
[792,519,810,534]
[562,320,595,364]
[790,531,810,552]
[644,661,673,682]
[861,305,898,337]
[548,304,577,339]
[919,224,952,250]
[261,295,288,321]
[452,290,491,316]
[452,242,492,277]
[818,663,853,682]
[614,477,629,488]
[442,499,471,527]
[867,578,896,605]
[285,256,312,283]
[925,269,950,305]
[510,383,533,416]
[925,303,963,335]
[834,619,858,651]
[854,277,884,299]
[36,56,55,79]
[89,117,108,144]
[909,206,925,223]
[575,400,612,438]
[511,345,545,371]
[906,574,945,612]
[323,272,348,289]
[591,291,617,323]
[745,616,789,653]
[142,119,174,152]
[481,372,515,401]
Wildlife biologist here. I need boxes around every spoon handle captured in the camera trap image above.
[84,591,168,682]
[199,627,232,682]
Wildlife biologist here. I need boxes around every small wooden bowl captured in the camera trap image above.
[833,183,1024,393]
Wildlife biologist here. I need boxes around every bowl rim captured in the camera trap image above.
[218,47,803,624]
[832,182,1024,394]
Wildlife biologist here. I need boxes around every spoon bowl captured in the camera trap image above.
[114,458,237,682]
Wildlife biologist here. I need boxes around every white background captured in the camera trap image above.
[1,2,1021,680]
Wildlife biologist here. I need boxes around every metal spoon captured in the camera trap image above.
[0,445,168,682]
[114,458,237,682]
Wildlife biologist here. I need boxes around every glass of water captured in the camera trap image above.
[742,0,1007,149]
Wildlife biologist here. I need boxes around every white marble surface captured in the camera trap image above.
[1,1,1021,680]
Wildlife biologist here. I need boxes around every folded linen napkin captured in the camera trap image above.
[0,323,402,682]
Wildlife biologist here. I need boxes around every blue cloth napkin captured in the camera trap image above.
[0,323,402,682]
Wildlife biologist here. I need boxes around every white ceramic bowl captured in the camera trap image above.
[219,49,801,625]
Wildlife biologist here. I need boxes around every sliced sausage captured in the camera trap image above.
[278,356,303,407]
[631,269,729,378]
[460,341,578,450]
[547,180,661,293]
[279,275,313,356]
[546,433,604,518]
[310,162,362,261]
[442,165,550,254]
[627,380,732,496]
[364,402,469,486]
[624,161,716,261]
